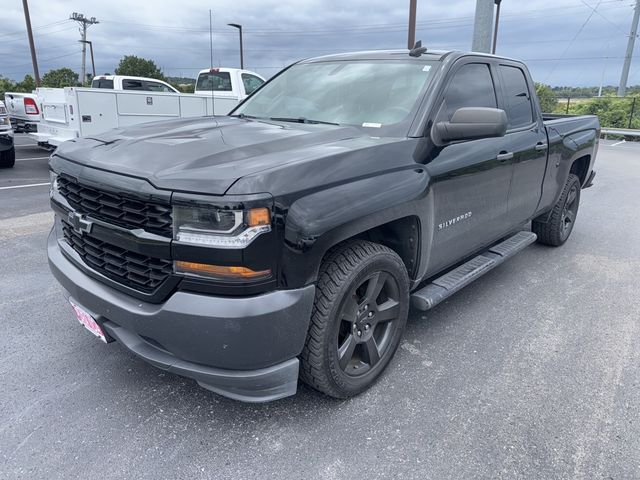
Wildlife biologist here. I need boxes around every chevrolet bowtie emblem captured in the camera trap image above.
[68,211,93,234]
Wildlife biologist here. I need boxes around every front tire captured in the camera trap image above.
[532,173,581,246]
[0,147,16,168]
[300,240,410,399]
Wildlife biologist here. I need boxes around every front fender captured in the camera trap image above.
[279,167,430,287]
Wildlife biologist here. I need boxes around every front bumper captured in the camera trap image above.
[48,228,316,402]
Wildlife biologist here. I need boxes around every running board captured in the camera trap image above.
[410,231,537,311]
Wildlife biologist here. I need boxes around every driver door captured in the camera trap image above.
[423,61,514,276]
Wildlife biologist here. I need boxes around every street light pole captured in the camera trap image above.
[618,0,640,96]
[228,23,244,70]
[472,0,494,53]
[408,0,417,49]
[79,40,96,79]
[492,0,502,54]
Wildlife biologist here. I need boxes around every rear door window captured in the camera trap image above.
[145,81,173,92]
[498,65,534,129]
[443,63,497,120]
[122,79,145,91]
[91,78,114,89]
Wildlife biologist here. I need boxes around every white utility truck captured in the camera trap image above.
[32,69,265,148]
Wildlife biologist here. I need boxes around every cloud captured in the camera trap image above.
[0,0,637,86]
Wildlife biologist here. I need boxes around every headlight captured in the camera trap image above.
[173,205,271,249]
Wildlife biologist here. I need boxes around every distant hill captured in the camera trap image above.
[167,76,196,86]
[551,85,640,98]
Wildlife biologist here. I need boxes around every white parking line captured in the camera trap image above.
[16,156,50,162]
[610,140,626,147]
[0,182,50,191]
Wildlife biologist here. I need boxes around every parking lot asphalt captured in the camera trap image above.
[1,135,639,479]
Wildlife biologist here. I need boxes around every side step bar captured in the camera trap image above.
[410,231,537,311]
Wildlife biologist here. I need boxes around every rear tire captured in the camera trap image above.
[300,240,410,399]
[0,147,15,168]
[532,173,581,246]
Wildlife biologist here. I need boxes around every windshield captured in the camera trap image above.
[233,60,438,127]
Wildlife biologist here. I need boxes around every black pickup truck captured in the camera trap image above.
[48,49,598,402]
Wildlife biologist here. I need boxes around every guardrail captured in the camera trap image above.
[601,127,640,138]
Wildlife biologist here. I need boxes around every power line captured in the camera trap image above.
[544,0,605,82]
[0,50,83,74]
[0,19,68,39]
[579,0,627,33]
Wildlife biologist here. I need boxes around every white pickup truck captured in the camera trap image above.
[32,68,265,148]
[4,92,40,133]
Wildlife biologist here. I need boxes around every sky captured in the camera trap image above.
[0,0,638,87]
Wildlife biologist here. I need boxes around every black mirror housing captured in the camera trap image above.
[433,107,508,144]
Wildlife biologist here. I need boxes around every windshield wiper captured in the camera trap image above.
[269,117,339,126]
[231,113,263,120]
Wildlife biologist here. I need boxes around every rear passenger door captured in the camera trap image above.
[424,61,514,275]
[496,63,548,224]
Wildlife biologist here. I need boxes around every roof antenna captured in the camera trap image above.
[409,40,427,57]
[209,9,215,117]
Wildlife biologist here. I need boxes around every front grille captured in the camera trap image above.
[57,175,172,237]
[62,221,172,293]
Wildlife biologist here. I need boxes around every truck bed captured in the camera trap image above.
[542,113,600,132]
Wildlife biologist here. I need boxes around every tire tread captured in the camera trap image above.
[532,173,580,246]
[300,240,407,398]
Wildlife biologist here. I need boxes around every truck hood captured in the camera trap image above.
[54,116,363,195]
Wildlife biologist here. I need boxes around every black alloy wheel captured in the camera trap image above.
[336,271,402,376]
[300,240,410,398]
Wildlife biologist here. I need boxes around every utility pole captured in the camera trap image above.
[618,0,640,96]
[407,0,417,49]
[491,0,502,54]
[70,13,99,86]
[472,0,494,53]
[22,0,40,87]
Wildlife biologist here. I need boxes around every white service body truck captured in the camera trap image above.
[32,68,265,148]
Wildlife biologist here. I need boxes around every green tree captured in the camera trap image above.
[42,68,79,88]
[559,95,640,129]
[174,83,194,93]
[115,55,165,80]
[0,75,17,99]
[15,74,36,93]
[535,83,558,113]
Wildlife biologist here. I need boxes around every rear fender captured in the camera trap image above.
[536,127,597,222]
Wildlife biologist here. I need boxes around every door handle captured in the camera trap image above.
[496,151,514,162]
[535,142,548,151]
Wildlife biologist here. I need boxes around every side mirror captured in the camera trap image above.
[433,107,508,144]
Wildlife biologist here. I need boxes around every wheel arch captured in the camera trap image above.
[570,154,591,187]
[279,168,430,288]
